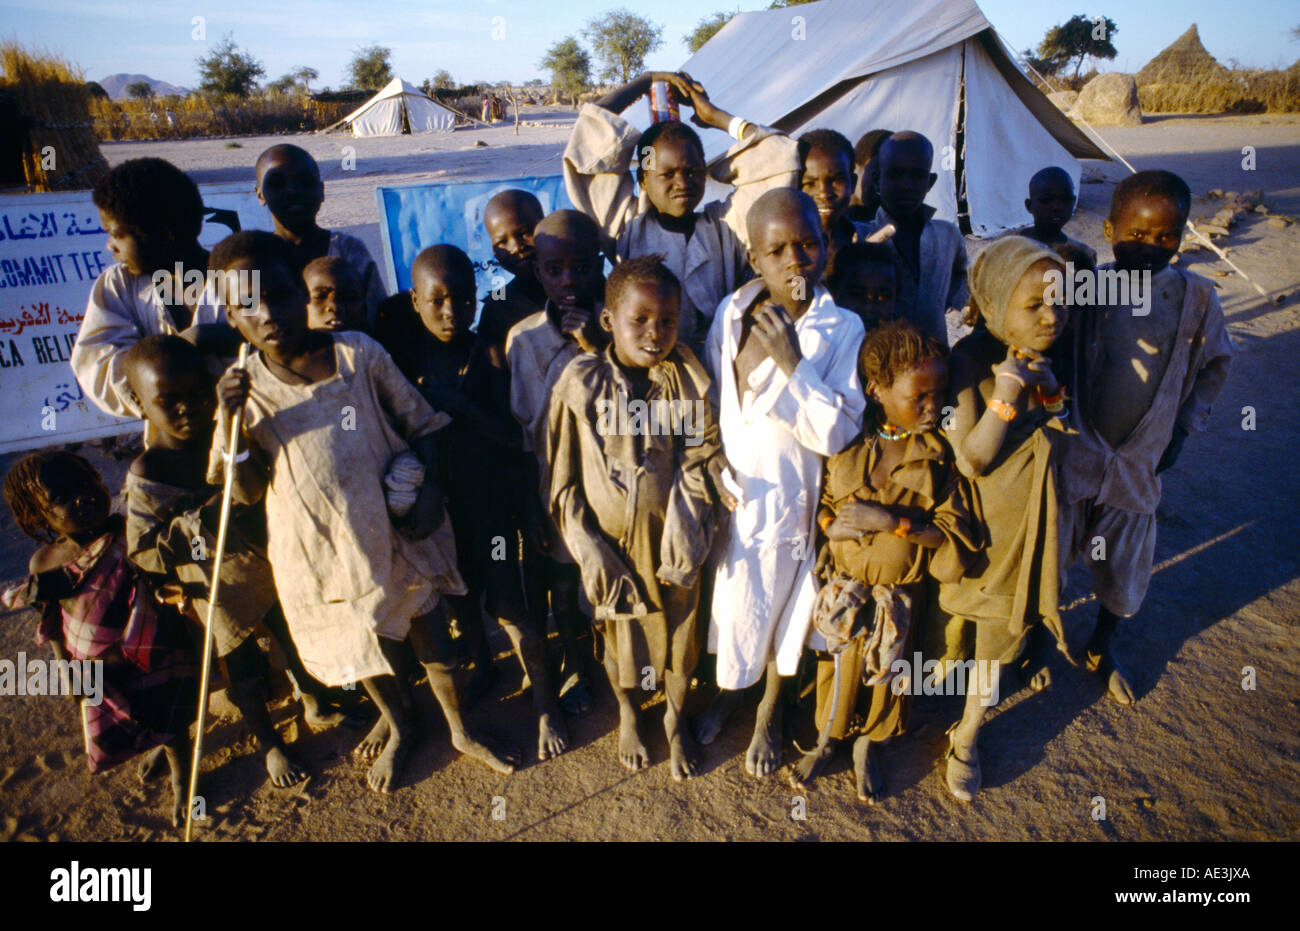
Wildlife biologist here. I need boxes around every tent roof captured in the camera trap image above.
[1137,25,1229,84]
[323,77,457,133]
[652,0,1103,162]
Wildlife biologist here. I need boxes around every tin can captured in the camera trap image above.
[648,80,679,124]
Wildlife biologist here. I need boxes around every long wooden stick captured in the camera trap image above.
[184,342,249,842]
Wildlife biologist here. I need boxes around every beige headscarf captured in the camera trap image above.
[968,236,1065,345]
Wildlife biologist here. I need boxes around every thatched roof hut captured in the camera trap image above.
[1137,25,1230,85]
[0,44,109,192]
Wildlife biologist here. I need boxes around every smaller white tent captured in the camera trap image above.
[327,78,458,137]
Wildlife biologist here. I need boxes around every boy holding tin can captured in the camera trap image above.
[562,71,799,355]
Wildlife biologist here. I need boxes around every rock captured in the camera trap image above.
[1048,90,1078,112]
[1254,204,1269,214]
[1074,73,1142,126]
[1268,217,1289,229]
[1207,189,1224,198]
[1200,224,1230,237]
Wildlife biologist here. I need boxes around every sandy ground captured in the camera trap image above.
[1,111,1298,842]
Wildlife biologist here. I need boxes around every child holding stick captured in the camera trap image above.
[209,231,517,793]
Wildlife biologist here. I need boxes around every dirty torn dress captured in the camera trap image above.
[937,328,1070,664]
[208,331,464,687]
[815,429,978,741]
[546,345,720,689]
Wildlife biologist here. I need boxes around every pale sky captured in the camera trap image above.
[2,0,1296,90]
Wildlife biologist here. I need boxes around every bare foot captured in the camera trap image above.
[137,746,166,784]
[852,736,885,804]
[1086,645,1135,705]
[266,745,309,788]
[789,740,836,789]
[367,734,410,793]
[669,731,700,782]
[693,689,742,746]
[617,706,649,772]
[354,717,390,760]
[558,672,594,717]
[537,711,568,761]
[744,715,782,778]
[300,692,355,730]
[451,731,518,774]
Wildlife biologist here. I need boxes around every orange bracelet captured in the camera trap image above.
[892,516,912,538]
[987,398,1017,422]
[818,511,835,532]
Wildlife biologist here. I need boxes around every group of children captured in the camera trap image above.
[1,70,1233,826]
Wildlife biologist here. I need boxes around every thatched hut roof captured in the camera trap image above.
[0,44,108,192]
[1137,25,1230,84]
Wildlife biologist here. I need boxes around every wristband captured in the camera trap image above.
[728,116,749,140]
[892,516,912,539]
[995,370,1025,388]
[1037,385,1067,413]
[987,398,1017,422]
[223,448,249,464]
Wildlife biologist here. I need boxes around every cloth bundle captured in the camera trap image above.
[811,573,913,686]
[383,450,425,518]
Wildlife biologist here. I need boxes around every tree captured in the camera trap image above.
[267,73,296,94]
[1035,14,1118,79]
[291,66,318,94]
[430,69,454,90]
[539,37,591,105]
[685,12,733,53]
[348,45,393,91]
[85,81,108,99]
[583,8,663,84]
[126,80,154,100]
[196,33,265,98]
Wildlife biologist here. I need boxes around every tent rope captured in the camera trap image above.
[1005,36,1273,301]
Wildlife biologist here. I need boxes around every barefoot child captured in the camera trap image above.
[938,236,1072,802]
[798,129,869,267]
[1058,170,1233,705]
[378,244,569,760]
[506,210,609,717]
[122,335,352,787]
[860,132,968,345]
[826,241,898,332]
[209,231,517,792]
[789,321,977,802]
[1010,167,1097,268]
[304,255,367,333]
[546,256,722,779]
[73,158,215,419]
[2,452,199,826]
[698,188,866,777]
[564,71,798,352]
[478,189,547,366]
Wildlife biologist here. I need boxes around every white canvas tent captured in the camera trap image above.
[326,78,458,137]
[623,0,1106,237]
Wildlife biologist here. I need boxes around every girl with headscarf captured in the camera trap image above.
[935,236,1076,802]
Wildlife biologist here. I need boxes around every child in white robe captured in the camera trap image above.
[697,188,865,778]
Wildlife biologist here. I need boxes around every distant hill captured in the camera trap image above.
[99,73,190,100]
